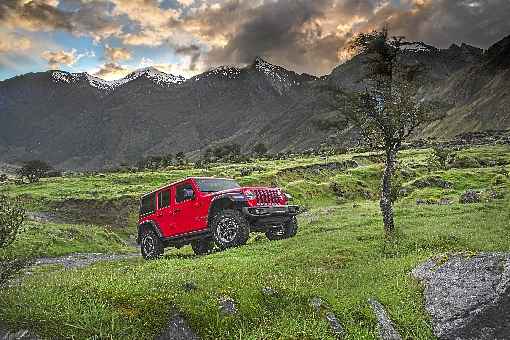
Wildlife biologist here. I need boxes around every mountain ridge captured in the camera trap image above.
[1,37,509,169]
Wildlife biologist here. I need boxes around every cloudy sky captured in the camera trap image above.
[0,0,509,81]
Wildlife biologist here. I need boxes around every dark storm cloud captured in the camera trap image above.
[1,0,509,77]
[366,0,510,49]
[203,0,348,75]
[197,0,510,75]
[0,0,72,30]
[0,0,121,40]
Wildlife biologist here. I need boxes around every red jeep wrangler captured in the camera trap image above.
[137,177,300,259]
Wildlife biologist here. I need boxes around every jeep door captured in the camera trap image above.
[174,181,202,234]
[154,188,175,237]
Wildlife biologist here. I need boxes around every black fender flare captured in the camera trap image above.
[207,194,248,225]
[137,220,163,244]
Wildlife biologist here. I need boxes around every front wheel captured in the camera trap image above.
[265,216,298,241]
[140,228,164,260]
[211,209,250,249]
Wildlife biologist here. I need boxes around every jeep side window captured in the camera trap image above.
[140,193,156,215]
[176,184,195,203]
[158,190,170,209]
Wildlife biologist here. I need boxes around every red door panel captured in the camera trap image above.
[154,188,176,238]
[174,181,204,234]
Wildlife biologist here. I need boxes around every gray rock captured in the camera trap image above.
[412,253,510,339]
[309,297,345,339]
[218,296,238,315]
[459,190,481,204]
[438,198,453,205]
[261,287,278,297]
[325,312,345,339]
[155,312,200,340]
[413,176,453,189]
[368,299,402,340]
[0,326,39,340]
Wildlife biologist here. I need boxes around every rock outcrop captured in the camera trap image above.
[413,253,510,340]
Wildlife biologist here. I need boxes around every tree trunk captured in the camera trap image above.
[380,147,397,238]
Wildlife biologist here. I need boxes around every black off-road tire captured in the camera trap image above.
[265,216,298,241]
[191,238,215,255]
[210,209,250,250]
[140,228,164,260]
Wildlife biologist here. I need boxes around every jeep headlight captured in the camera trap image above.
[244,190,256,200]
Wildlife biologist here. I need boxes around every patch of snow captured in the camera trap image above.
[192,65,242,81]
[253,57,298,94]
[116,67,185,87]
[50,67,185,93]
[51,71,79,84]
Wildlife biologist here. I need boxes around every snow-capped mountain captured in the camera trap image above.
[50,67,185,93]
[251,56,317,94]
[191,57,317,95]
[119,67,185,87]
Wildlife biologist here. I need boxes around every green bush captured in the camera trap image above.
[450,155,480,169]
[492,174,508,186]
[0,196,25,249]
[428,146,456,169]
[0,195,26,284]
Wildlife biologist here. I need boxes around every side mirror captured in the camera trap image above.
[183,188,195,200]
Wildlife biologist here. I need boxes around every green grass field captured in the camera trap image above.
[0,145,509,339]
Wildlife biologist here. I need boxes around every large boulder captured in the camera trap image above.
[412,253,510,339]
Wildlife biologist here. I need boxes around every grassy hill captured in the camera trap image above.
[0,145,509,339]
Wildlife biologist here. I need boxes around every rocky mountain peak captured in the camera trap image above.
[485,35,510,68]
[122,67,185,86]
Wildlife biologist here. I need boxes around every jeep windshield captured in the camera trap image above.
[195,178,241,193]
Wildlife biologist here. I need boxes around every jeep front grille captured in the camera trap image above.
[253,189,281,205]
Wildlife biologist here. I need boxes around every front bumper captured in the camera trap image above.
[242,205,300,217]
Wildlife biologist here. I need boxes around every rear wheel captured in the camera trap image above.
[211,209,250,249]
[191,238,214,255]
[140,228,164,260]
[265,216,298,241]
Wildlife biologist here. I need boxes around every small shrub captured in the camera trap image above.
[497,166,509,178]
[450,155,480,169]
[0,196,26,284]
[483,189,506,201]
[428,146,456,169]
[0,196,26,248]
[492,174,508,186]
[239,166,264,177]
[330,182,346,199]
[16,160,53,183]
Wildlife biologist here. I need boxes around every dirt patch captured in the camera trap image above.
[50,197,138,227]
[26,211,60,223]
[32,252,139,269]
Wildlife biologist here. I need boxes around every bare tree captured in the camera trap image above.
[324,28,444,238]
